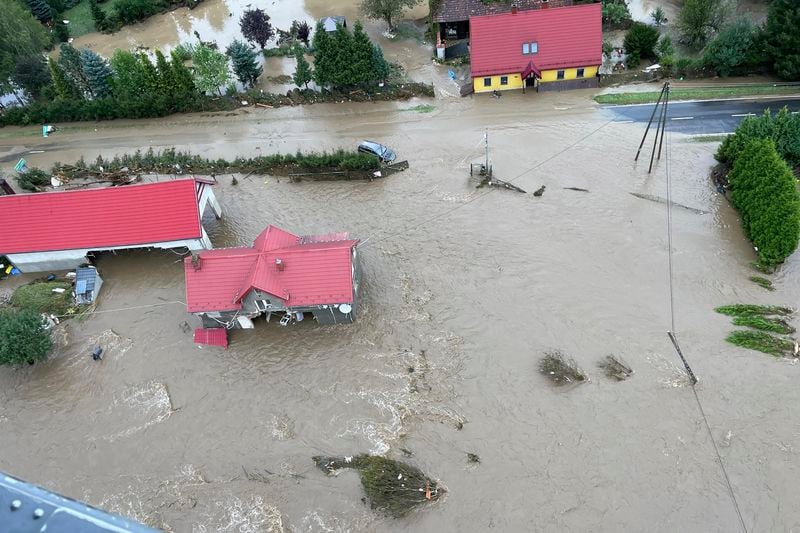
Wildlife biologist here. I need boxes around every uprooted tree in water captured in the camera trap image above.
[313,454,443,517]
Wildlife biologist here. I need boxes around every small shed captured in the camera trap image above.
[319,16,347,32]
[194,327,229,348]
[74,265,103,305]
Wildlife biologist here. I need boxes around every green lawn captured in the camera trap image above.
[594,85,800,105]
[62,0,113,39]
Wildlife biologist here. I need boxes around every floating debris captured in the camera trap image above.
[533,185,546,197]
[312,455,442,518]
[629,192,708,214]
[563,187,589,192]
[466,453,480,464]
[749,276,774,291]
[539,351,587,385]
[598,355,633,381]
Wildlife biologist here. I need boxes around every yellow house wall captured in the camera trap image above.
[539,65,598,83]
[473,73,524,93]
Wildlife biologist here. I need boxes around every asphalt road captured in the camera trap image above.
[602,96,800,134]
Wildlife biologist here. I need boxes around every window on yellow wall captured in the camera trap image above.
[557,70,565,80]
[576,68,585,78]
[483,78,491,87]
[500,76,508,85]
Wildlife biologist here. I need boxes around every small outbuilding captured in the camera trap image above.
[74,265,103,305]
[184,225,361,329]
[319,16,347,32]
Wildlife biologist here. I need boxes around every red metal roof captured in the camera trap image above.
[194,327,229,348]
[0,179,202,254]
[184,225,359,313]
[469,4,602,78]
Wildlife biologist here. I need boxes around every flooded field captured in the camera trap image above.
[2,86,800,532]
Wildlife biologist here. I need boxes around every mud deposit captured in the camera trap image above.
[2,87,800,532]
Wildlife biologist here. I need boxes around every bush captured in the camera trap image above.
[603,0,632,26]
[11,281,74,315]
[679,0,728,50]
[702,19,762,77]
[112,0,167,24]
[0,309,52,366]
[727,138,800,266]
[717,107,800,168]
[624,22,660,61]
[764,0,800,80]
[656,35,674,59]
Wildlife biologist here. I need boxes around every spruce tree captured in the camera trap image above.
[330,23,355,87]
[25,0,52,23]
[48,57,79,99]
[80,48,113,98]
[58,43,90,95]
[764,0,800,80]
[137,52,160,95]
[154,49,176,96]
[293,49,312,89]
[372,44,390,82]
[89,0,108,31]
[53,18,70,42]
[350,21,375,86]
[13,55,51,99]
[170,50,197,102]
[312,21,333,87]
[225,39,262,88]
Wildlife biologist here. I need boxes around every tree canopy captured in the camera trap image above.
[0,309,52,366]
[293,49,312,89]
[678,0,728,49]
[312,21,391,89]
[240,8,273,49]
[360,0,420,30]
[192,44,230,95]
[764,0,800,80]
[80,47,114,98]
[0,1,50,93]
[226,39,262,88]
[13,55,51,99]
[702,19,760,77]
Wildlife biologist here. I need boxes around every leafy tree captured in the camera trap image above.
[360,0,420,30]
[192,44,230,95]
[0,1,50,92]
[13,55,51,99]
[728,138,800,266]
[48,56,79,98]
[59,43,90,95]
[109,49,144,99]
[312,21,334,87]
[703,19,759,77]
[80,48,112,98]
[89,0,109,31]
[717,107,800,168]
[678,0,728,50]
[295,20,311,45]
[293,48,312,88]
[0,309,52,366]
[623,22,659,60]
[240,8,273,49]
[601,0,631,26]
[764,0,800,81]
[25,0,53,23]
[651,6,667,26]
[226,39,262,87]
[655,35,674,59]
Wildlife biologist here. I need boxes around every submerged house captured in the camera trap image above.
[184,225,361,329]
[470,3,602,93]
[0,178,221,272]
[319,16,347,32]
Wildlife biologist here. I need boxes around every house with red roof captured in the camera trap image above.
[469,3,602,93]
[184,225,361,328]
[0,178,222,272]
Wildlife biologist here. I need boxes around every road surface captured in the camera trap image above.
[602,96,800,134]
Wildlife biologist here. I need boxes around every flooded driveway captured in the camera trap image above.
[1,89,800,532]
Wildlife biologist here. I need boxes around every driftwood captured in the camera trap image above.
[563,187,590,192]
[479,177,526,193]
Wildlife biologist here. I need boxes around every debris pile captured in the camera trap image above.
[598,355,633,381]
[312,454,442,518]
[539,351,588,385]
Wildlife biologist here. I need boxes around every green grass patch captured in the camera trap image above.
[595,85,800,105]
[726,330,795,356]
[749,276,774,291]
[732,315,795,334]
[62,0,113,38]
[688,134,730,143]
[715,304,793,317]
[11,282,74,315]
[403,104,435,113]
[263,44,307,58]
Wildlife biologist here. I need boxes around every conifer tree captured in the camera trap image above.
[48,57,79,99]
[225,39,262,88]
[372,44,390,82]
[170,50,197,101]
[293,48,312,89]
[330,23,355,87]
[80,48,113,98]
[137,52,160,95]
[25,0,52,23]
[89,0,108,31]
[312,21,333,87]
[350,21,375,86]
[154,49,176,96]
[58,43,90,95]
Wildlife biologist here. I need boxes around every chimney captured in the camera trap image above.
[191,254,202,271]
[275,258,284,271]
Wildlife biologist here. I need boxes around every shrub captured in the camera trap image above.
[764,0,800,80]
[11,281,74,315]
[679,0,728,50]
[717,107,800,168]
[656,35,674,59]
[112,0,167,24]
[623,22,660,61]
[727,138,800,266]
[602,0,631,26]
[702,19,761,77]
[651,6,667,26]
[0,309,52,366]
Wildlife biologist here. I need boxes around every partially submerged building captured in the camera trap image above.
[470,4,602,93]
[184,225,360,328]
[74,265,103,305]
[0,178,222,272]
[319,16,347,32]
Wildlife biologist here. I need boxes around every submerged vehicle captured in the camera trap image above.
[357,141,396,163]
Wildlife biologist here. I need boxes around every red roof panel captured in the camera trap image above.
[184,226,358,313]
[470,4,602,77]
[0,179,202,254]
[194,327,229,348]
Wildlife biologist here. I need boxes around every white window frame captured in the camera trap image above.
[522,43,530,54]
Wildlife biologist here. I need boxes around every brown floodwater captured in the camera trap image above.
[2,90,800,532]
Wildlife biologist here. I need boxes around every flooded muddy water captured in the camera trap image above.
[2,91,800,532]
